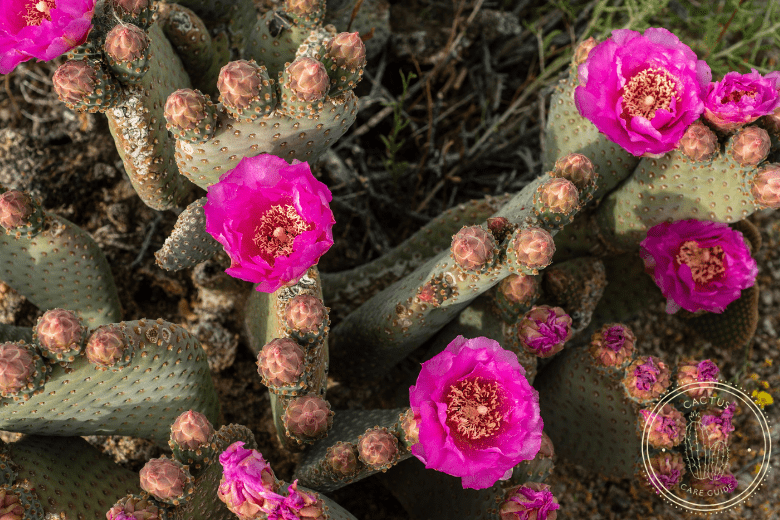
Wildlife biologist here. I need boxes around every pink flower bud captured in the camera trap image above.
[675,358,719,399]
[107,494,164,520]
[34,308,84,357]
[553,153,596,190]
[85,325,129,369]
[218,60,263,110]
[164,89,208,131]
[498,274,539,304]
[171,410,214,450]
[517,306,572,358]
[512,227,555,270]
[0,191,34,230]
[257,338,305,387]
[325,32,366,69]
[325,442,359,477]
[287,58,329,102]
[110,0,151,16]
[399,408,420,447]
[105,24,148,63]
[0,343,36,395]
[285,295,327,335]
[645,452,685,493]
[639,404,686,449]
[573,37,598,66]
[285,0,319,16]
[538,431,554,459]
[283,395,332,440]
[751,163,780,208]
[357,428,399,469]
[588,323,635,368]
[730,126,770,165]
[486,216,511,238]
[0,489,23,520]
[678,121,718,161]
[500,482,559,520]
[451,226,496,271]
[53,60,96,105]
[538,178,579,214]
[622,356,670,402]
[139,458,192,504]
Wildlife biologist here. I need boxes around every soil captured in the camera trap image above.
[0,1,778,519]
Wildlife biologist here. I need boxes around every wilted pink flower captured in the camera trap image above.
[703,69,780,130]
[517,306,572,358]
[408,335,543,490]
[218,441,283,520]
[646,452,685,492]
[500,482,559,520]
[699,402,736,446]
[640,219,758,313]
[575,27,710,156]
[272,481,323,520]
[0,0,96,74]
[204,154,335,293]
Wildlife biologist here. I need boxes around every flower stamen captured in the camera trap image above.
[622,67,680,120]
[445,376,504,444]
[675,240,726,286]
[253,204,312,262]
[23,0,56,26]
[721,90,756,104]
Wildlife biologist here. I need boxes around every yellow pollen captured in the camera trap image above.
[23,0,56,26]
[622,67,680,120]
[445,377,504,443]
[675,240,726,286]
[253,204,312,262]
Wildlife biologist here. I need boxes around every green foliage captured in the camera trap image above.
[380,70,416,182]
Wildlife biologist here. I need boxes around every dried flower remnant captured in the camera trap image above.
[676,359,719,399]
[646,452,686,493]
[409,336,542,489]
[218,442,283,520]
[699,402,736,447]
[623,356,670,401]
[0,0,96,74]
[639,404,686,449]
[588,323,635,367]
[204,154,335,293]
[640,219,757,314]
[499,482,559,520]
[517,306,572,358]
[575,27,710,156]
[703,69,780,130]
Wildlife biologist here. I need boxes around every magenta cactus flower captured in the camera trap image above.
[218,442,283,520]
[0,0,96,74]
[204,154,335,293]
[575,27,710,156]
[703,69,780,130]
[408,335,543,490]
[640,219,758,314]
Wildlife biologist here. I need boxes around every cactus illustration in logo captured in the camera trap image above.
[684,410,730,481]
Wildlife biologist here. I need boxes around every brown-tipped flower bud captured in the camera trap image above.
[139,458,193,504]
[325,32,367,69]
[399,408,420,447]
[164,89,208,131]
[325,442,360,477]
[218,60,263,110]
[498,274,540,305]
[171,410,214,450]
[639,404,686,450]
[53,60,96,105]
[110,0,151,15]
[552,153,595,190]
[731,126,770,165]
[486,216,511,238]
[517,305,572,358]
[644,452,685,493]
[35,308,85,357]
[357,428,399,469]
[107,494,164,520]
[0,191,34,230]
[751,163,780,208]
[500,482,559,520]
[257,338,305,387]
[285,482,325,519]
[451,225,496,271]
[288,58,329,101]
[0,343,36,395]
[283,395,332,440]
[512,227,555,270]
[85,325,129,369]
[622,356,670,402]
[538,431,554,459]
[0,488,23,520]
[675,359,719,400]
[573,37,598,65]
[105,24,148,62]
[588,323,635,368]
[285,0,319,17]
[285,294,327,335]
[678,121,718,161]
[538,178,579,214]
